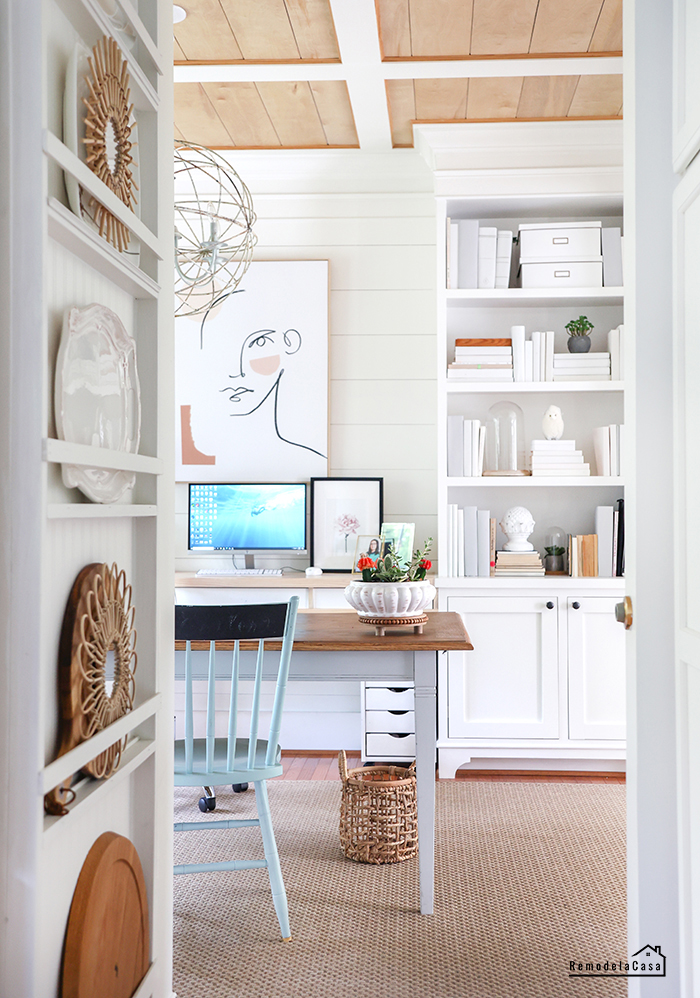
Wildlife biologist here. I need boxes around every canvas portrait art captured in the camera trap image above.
[175,260,329,482]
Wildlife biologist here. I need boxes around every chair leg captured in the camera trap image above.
[254,780,291,941]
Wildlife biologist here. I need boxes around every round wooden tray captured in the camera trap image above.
[62,832,149,998]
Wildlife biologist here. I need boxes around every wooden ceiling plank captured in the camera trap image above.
[471,0,540,55]
[174,82,235,147]
[517,75,579,117]
[467,76,524,118]
[174,38,187,61]
[589,0,623,52]
[174,0,243,61]
[309,80,359,145]
[408,0,473,58]
[219,0,301,60]
[376,0,412,58]
[285,0,341,60]
[385,79,416,146]
[202,82,282,147]
[256,81,329,145]
[530,0,605,54]
[567,73,623,116]
[414,77,468,120]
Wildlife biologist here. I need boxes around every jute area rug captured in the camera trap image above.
[173,780,626,998]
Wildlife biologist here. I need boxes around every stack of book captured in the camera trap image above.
[445,505,495,577]
[608,325,624,380]
[446,220,513,290]
[530,439,590,477]
[447,416,486,477]
[553,352,611,381]
[494,550,545,576]
[447,337,514,381]
[593,424,623,477]
[594,501,625,577]
[569,534,599,577]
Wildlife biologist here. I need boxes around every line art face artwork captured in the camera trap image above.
[176,261,329,481]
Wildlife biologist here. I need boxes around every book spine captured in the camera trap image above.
[490,517,496,576]
[447,415,464,477]
[545,330,554,382]
[457,507,465,577]
[595,505,615,577]
[477,226,497,289]
[462,420,473,478]
[464,506,478,577]
[457,219,479,289]
[602,226,623,287]
[511,325,525,382]
[524,339,533,383]
[477,509,491,577]
[495,229,513,289]
[448,219,458,290]
[615,498,625,576]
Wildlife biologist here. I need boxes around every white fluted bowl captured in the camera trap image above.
[344,580,436,618]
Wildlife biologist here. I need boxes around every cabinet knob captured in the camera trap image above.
[615,596,633,629]
[546,601,554,609]
[572,601,581,610]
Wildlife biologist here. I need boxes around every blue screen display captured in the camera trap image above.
[188,483,307,551]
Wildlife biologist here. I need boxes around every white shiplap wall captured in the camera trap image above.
[175,167,438,748]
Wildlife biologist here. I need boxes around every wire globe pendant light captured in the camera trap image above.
[174,142,257,318]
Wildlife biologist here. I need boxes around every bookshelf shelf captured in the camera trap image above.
[445,381,624,394]
[444,287,624,308]
[446,476,625,487]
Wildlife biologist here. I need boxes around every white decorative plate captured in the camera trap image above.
[63,40,140,264]
[55,303,141,503]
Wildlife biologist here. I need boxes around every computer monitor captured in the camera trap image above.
[188,483,307,557]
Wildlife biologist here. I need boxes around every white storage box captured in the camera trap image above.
[520,260,603,289]
[519,221,602,261]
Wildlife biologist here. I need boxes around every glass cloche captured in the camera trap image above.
[543,526,567,574]
[484,400,526,474]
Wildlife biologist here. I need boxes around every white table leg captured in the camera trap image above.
[413,649,437,915]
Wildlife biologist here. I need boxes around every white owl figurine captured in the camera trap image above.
[542,405,564,441]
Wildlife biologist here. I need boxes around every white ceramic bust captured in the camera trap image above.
[500,506,535,551]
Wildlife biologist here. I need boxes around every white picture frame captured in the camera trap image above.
[310,478,384,573]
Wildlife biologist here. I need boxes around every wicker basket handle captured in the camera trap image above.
[338,749,348,784]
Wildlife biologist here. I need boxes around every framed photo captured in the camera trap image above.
[351,534,383,574]
[380,522,415,565]
[310,478,383,572]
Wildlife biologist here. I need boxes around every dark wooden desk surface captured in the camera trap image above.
[175,610,473,653]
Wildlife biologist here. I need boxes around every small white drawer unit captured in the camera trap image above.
[361,682,415,762]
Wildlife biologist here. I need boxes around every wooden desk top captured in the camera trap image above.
[175,610,473,653]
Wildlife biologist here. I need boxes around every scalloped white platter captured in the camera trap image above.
[63,39,140,265]
[55,303,141,503]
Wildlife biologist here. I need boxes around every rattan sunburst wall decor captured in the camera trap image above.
[82,35,137,252]
[45,563,138,816]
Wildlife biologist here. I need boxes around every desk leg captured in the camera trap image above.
[413,649,437,915]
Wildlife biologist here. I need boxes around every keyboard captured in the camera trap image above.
[195,568,283,577]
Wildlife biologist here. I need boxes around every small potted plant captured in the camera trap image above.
[344,538,436,624]
[565,315,594,353]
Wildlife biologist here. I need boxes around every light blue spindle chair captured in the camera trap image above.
[174,597,299,940]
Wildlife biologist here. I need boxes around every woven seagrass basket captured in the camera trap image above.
[338,749,418,864]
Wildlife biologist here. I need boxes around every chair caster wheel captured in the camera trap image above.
[199,796,216,812]
[232,783,248,793]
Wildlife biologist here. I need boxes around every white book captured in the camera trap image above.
[595,505,615,577]
[447,219,458,289]
[447,415,464,477]
[524,340,533,382]
[495,230,513,289]
[457,219,479,289]
[608,327,620,380]
[544,330,554,382]
[531,448,584,459]
[511,325,525,382]
[532,332,542,382]
[477,226,497,289]
[477,423,486,476]
[454,346,513,357]
[553,374,611,382]
[593,425,611,477]
[532,467,590,476]
[471,420,480,476]
[531,456,584,467]
[463,506,478,577]
[554,352,611,363]
[447,370,514,380]
[457,507,465,577]
[553,360,611,369]
[447,504,455,576]
[462,420,473,478]
[530,439,576,450]
[620,323,626,374]
[450,504,458,576]
[477,509,491,577]
[449,362,514,369]
[602,226,623,287]
[609,424,619,477]
[619,423,625,476]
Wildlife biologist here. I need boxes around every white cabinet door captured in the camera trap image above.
[446,596,559,738]
[674,0,700,171]
[567,597,626,740]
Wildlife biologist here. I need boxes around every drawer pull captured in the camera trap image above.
[388,710,408,716]
[554,270,571,278]
[552,236,569,244]
[546,601,554,610]
[388,687,409,693]
[389,733,409,739]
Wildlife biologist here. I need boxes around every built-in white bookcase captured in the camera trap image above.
[435,192,627,776]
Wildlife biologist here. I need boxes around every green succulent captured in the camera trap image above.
[565,315,594,337]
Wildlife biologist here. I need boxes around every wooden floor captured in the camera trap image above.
[281,752,626,784]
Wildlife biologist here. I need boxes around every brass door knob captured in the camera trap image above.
[615,596,633,629]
